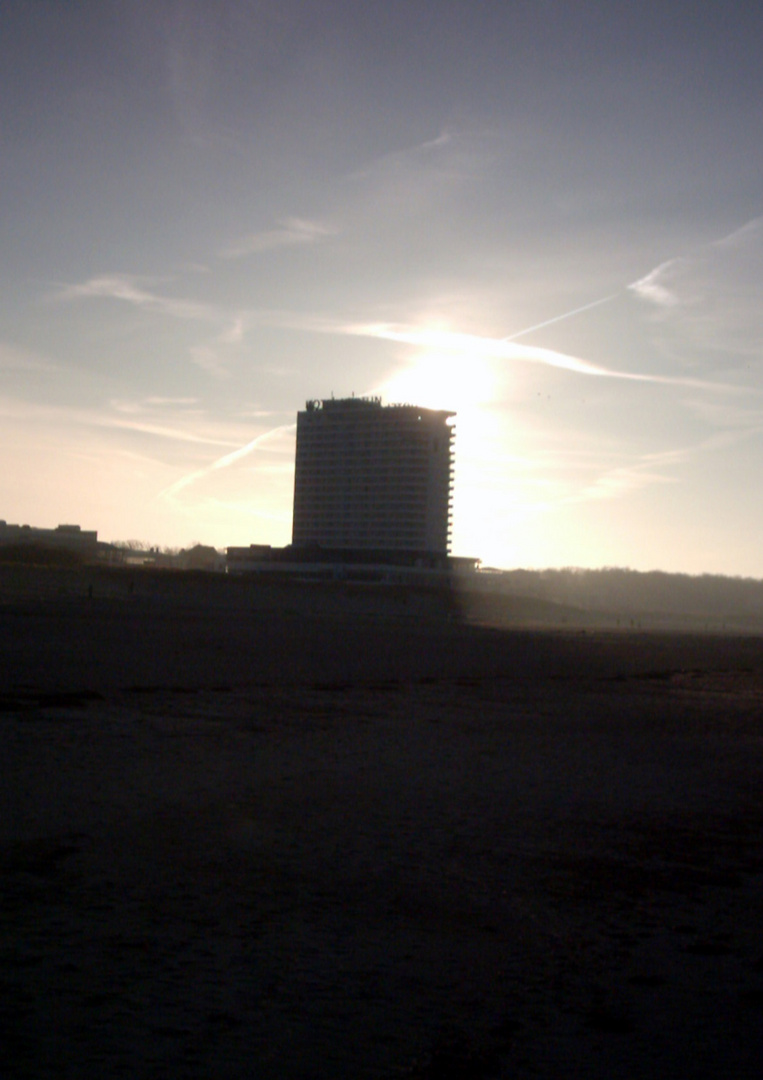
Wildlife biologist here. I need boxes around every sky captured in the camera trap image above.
[2,0,763,575]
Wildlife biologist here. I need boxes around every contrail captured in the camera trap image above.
[343,320,745,388]
[160,422,295,500]
[502,293,621,342]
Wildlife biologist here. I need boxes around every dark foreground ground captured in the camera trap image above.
[1,601,763,1077]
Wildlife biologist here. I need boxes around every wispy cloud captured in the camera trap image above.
[560,430,754,507]
[563,447,688,505]
[109,396,201,417]
[97,416,237,446]
[628,259,685,308]
[57,274,219,323]
[339,129,490,233]
[712,216,763,250]
[344,321,613,375]
[346,128,459,182]
[683,396,763,431]
[190,312,252,375]
[0,342,58,371]
[220,218,335,259]
[0,394,240,448]
[339,320,738,391]
[160,422,295,501]
[57,273,251,376]
[219,315,246,344]
[627,217,763,369]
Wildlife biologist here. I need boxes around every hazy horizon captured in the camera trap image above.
[3,2,763,576]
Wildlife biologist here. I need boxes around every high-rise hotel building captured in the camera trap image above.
[292,397,455,553]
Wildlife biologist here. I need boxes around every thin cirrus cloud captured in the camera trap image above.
[95,414,238,446]
[219,218,335,259]
[347,131,454,182]
[56,271,326,378]
[0,394,240,448]
[340,130,489,231]
[562,447,688,505]
[622,214,760,336]
[343,129,481,197]
[57,273,250,375]
[160,422,296,501]
[57,274,220,323]
[559,425,758,508]
[339,320,740,392]
[56,266,752,396]
[712,215,763,250]
[340,322,613,376]
[628,260,685,308]
[189,313,250,375]
[56,275,323,332]
[0,342,58,372]
[627,218,763,361]
[683,396,763,431]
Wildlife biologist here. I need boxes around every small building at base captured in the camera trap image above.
[226,544,478,585]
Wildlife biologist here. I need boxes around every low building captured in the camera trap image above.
[174,544,226,572]
[226,543,477,585]
[0,521,99,558]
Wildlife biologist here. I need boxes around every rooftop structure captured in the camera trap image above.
[292,397,455,552]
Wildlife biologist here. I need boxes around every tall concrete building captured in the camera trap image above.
[292,397,455,553]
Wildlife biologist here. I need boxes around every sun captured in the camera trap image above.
[377,346,496,413]
[372,339,510,559]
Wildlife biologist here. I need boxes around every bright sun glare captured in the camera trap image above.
[375,342,510,560]
[377,347,496,412]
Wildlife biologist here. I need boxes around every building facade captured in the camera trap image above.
[292,397,455,553]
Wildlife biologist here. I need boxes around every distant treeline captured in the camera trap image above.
[483,567,763,622]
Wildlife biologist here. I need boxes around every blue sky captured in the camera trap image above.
[2,0,763,573]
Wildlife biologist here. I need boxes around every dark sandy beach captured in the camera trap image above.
[1,599,762,1077]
